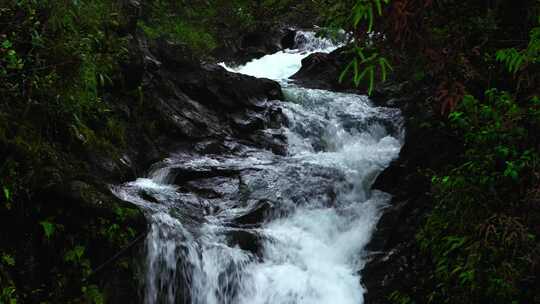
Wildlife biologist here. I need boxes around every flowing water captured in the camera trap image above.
[112,32,404,304]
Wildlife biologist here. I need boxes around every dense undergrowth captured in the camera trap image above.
[417,88,540,303]
[1,1,135,302]
[0,0,329,303]
[337,1,540,303]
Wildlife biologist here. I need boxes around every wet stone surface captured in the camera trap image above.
[112,31,404,304]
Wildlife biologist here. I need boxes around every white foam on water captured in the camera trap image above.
[112,30,403,304]
[220,31,340,81]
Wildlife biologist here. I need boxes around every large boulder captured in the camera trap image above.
[6,31,290,303]
[144,37,287,153]
[214,26,298,65]
[290,47,356,91]
[115,34,289,172]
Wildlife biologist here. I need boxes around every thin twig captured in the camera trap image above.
[84,232,147,281]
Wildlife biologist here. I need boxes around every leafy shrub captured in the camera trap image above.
[339,46,392,94]
[418,90,540,303]
[337,0,393,94]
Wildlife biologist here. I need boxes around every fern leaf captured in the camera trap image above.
[375,0,383,15]
[367,5,374,32]
[339,60,355,83]
[354,67,369,87]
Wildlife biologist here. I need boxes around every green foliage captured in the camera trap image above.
[418,89,540,303]
[39,220,56,240]
[496,48,526,74]
[389,291,415,304]
[0,0,127,116]
[64,244,93,279]
[1,254,15,267]
[355,2,540,301]
[0,41,24,71]
[0,0,132,196]
[0,286,17,304]
[2,186,12,211]
[137,0,331,56]
[0,0,133,218]
[64,245,85,264]
[2,187,10,202]
[82,285,104,304]
[449,90,539,178]
[351,0,389,32]
[138,17,217,55]
[337,0,392,94]
[496,20,540,74]
[339,46,392,94]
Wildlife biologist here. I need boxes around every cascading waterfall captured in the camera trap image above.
[220,31,338,79]
[112,31,404,304]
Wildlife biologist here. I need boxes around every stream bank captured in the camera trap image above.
[0,25,295,303]
[113,31,404,304]
[291,47,463,303]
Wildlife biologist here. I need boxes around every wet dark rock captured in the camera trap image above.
[371,81,408,102]
[266,104,288,129]
[233,200,274,227]
[237,164,346,209]
[185,176,240,199]
[215,26,298,66]
[290,46,413,99]
[290,47,355,91]
[138,35,287,148]
[153,90,226,139]
[194,140,230,155]
[153,39,200,70]
[281,28,297,50]
[193,139,247,155]
[117,33,289,172]
[140,190,161,204]
[230,104,287,136]
[245,129,288,156]
[172,167,241,185]
[360,81,462,304]
[226,229,262,256]
[241,32,280,53]
[232,110,268,132]
[160,63,283,110]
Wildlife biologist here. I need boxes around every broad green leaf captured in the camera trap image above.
[367,6,374,32]
[1,40,12,49]
[40,221,55,239]
[368,67,375,95]
[354,66,368,86]
[375,0,383,15]
[65,245,86,263]
[339,60,355,83]
[2,254,15,266]
[356,47,366,61]
[3,187,11,201]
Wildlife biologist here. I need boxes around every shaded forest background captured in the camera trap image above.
[1,0,540,303]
